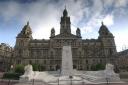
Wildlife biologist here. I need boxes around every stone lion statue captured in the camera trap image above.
[20,64,34,81]
[24,64,34,75]
[104,63,116,78]
[105,63,114,71]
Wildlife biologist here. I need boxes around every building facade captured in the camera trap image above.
[14,8,117,71]
[115,49,128,72]
[0,43,13,71]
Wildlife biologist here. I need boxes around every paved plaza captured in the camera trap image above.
[0,79,128,85]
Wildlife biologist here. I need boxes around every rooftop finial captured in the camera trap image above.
[101,21,104,25]
[27,21,29,26]
[65,5,66,10]
[63,6,68,17]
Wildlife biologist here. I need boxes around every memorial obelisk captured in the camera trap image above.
[61,46,73,76]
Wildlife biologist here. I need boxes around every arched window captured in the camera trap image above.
[17,60,21,64]
[51,51,53,58]
[79,51,81,57]
[87,66,89,70]
[109,48,113,55]
[86,60,88,64]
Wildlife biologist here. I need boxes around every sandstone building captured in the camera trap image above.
[0,43,13,71]
[115,49,128,71]
[14,8,117,71]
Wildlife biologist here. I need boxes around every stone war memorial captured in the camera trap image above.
[16,45,122,85]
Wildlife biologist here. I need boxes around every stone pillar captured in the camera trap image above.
[61,46,73,76]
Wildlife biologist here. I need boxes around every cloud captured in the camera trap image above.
[0,0,127,36]
[0,2,20,21]
[0,0,128,51]
[0,1,62,39]
[103,14,114,26]
[115,0,128,8]
[113,29,128,51]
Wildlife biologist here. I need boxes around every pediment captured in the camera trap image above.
[51,33,81,39]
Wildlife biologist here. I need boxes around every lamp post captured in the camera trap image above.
[32,72,35,85]
[82,77,84,85]
[58,78,59,85]
[106,77,108,85]
[32,79,34,85]
[8,79,10,85]
[69,76,73,85]
[105,74,110,85]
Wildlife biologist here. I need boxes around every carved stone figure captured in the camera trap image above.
[76,28,81,37]
[104,63,118,79]
[24,64,33,75]
[51,28,55,37]
[20,64,34,81]
[105,63,114,71]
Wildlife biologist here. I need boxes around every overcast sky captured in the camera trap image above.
[0,0,128,52]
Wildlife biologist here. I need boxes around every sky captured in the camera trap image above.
[0,0,128,52]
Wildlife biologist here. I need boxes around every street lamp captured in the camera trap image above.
[82,77,84,85]
[58,78,59,85]
[105,74,110,85]
[32,79,35,85]
[69,76,73,85]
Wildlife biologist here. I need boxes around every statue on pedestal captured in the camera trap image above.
[104,63,120,82]
[20,64,34,81]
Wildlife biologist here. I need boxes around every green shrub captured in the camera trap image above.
[32,64,39,71]
[2,72,21,80]
[91,64,105,71]
[2,64,25,80]
[95,63,105,70]
[14,64,24,74]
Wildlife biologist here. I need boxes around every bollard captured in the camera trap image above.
[32,79,34,85]
[8,79,11,85]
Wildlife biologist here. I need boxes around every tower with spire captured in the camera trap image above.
[98,22,116,60]
[14,21,32,62]
[17,21,32,38]
[60,7,71,34]
[99,22,113,37]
